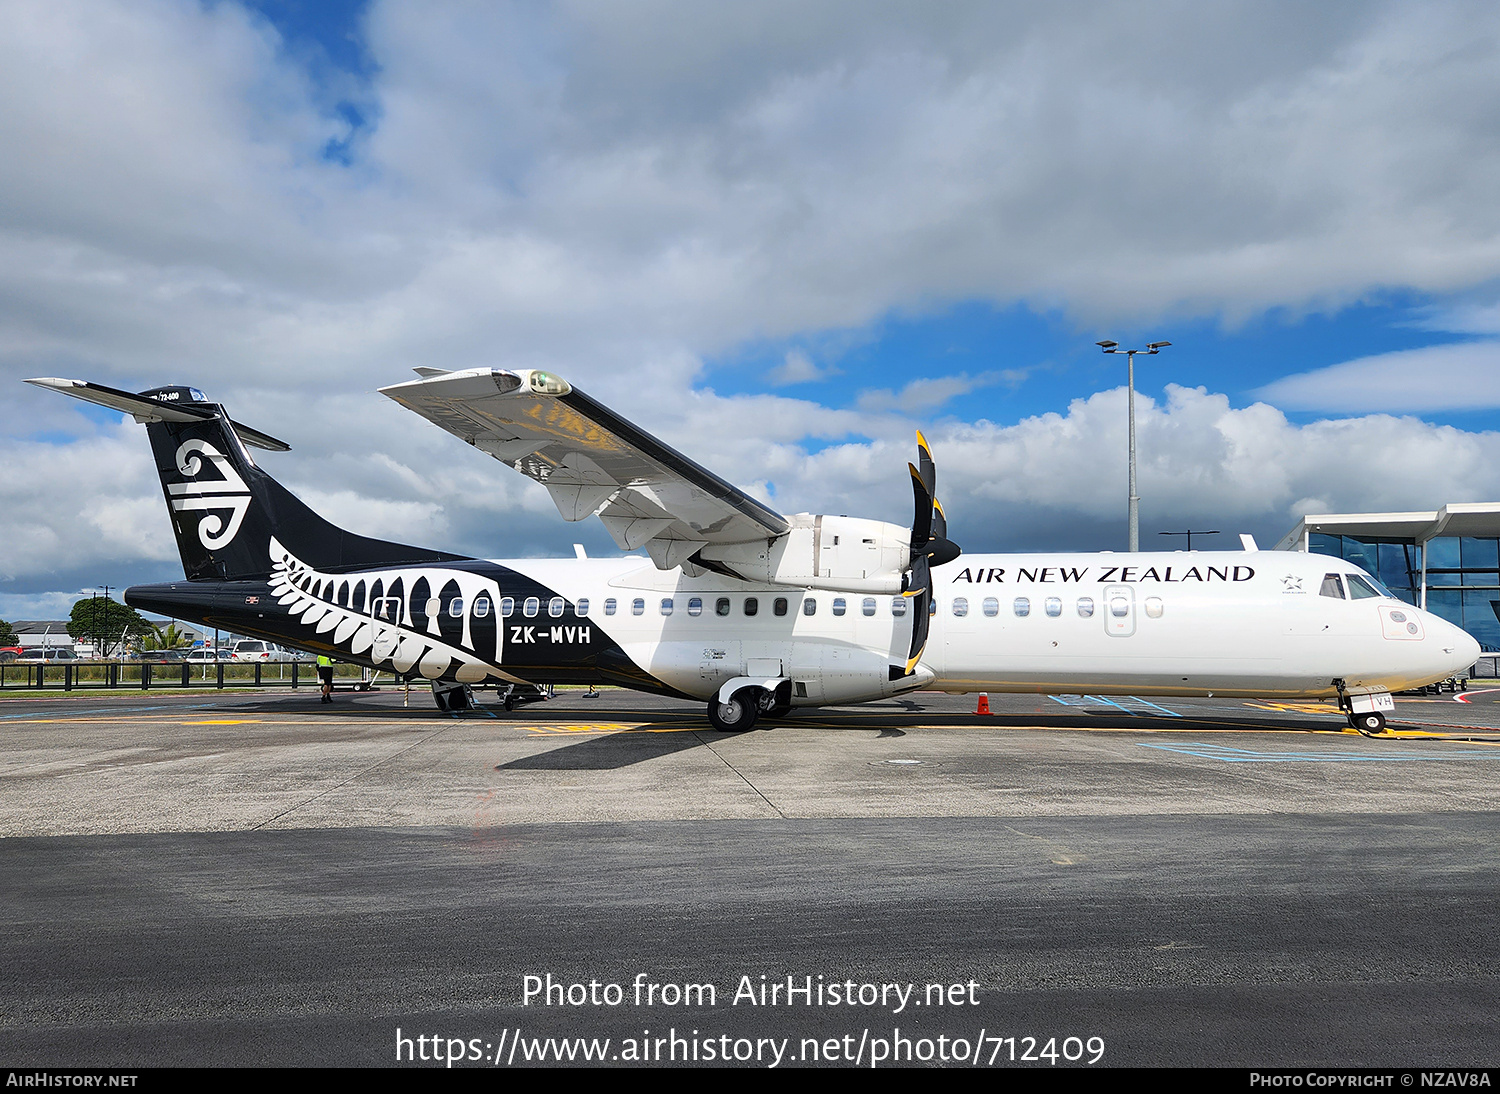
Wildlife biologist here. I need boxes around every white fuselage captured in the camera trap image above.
[495,550,1480,704]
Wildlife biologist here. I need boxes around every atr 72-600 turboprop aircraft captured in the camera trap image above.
[28,370,1479,733]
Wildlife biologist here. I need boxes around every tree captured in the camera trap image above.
[136,623,193,653]
[67,597,151,658]
[0,618,16,646]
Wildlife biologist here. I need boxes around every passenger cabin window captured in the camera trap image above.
[1013,597,1030,617]
[632,598,645,616]
[549,597,565,617]
[1346,574,1382,599]
[952,597,968,617]
[862,597,876,617]
[1144,597,1164,619]
[500,597,514,617]
[448,598,465,618]
[891,597,907,617]
[473,596,491,618]
[523,597,539,618]
[604,598,617,616]
[745,598,758,616]
[983,597,999,617]
[1320,574,1345,599]
[660,598,673,616]
[1077,597,1095,618]
[832,598,846,617]
[716,598,731,617]
[576,598,589,616]
[774,597,788,616]
[1045,597,1062,617]
[687,597,703,617]
[803,598,817,616]
[1110,597,1130,617]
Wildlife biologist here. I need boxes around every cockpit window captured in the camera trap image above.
[1320,574,1345,599]
[1345,574,1382,599]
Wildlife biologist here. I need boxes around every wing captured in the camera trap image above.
[380,368,788,571]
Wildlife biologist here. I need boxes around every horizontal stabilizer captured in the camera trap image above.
[24,377,291,452]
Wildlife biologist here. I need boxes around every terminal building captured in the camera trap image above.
[1276,502,1500,653]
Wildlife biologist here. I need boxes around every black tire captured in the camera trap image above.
[708,688,759,732]
[1352,711,1386,734]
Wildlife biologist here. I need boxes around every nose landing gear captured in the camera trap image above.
[1333,679,1392,736]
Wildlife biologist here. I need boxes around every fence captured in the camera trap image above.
[0,660,380,691]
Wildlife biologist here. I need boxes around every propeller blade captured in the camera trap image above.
[930,495,948,545]
[909,463,933,550]
[916,430,936,499]
[905,553,931,672]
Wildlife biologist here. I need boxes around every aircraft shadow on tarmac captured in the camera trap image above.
[496,726,714,770]
[488,709,1345,771]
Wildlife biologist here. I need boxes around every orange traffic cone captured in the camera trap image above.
[975,693,992,716]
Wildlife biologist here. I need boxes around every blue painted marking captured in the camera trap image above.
[1048,695,1181,717]
[1119,696,1182,717]
[1140,742,1497,763]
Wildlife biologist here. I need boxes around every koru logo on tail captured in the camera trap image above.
[168,439,251,549]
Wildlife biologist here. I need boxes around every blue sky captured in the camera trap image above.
[5,2,1500,617]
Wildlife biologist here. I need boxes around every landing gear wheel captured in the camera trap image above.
[1350,711,1387,736]
[708,688,759,732]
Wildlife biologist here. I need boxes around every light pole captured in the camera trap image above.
[1097,339,1171,552]
[95,585,110,658]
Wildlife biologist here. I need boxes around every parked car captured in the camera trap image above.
[0,646,22,663]
[232,640,274,662]
[185,648,232,664]
[135,648,188,663]
[20,647,79,662]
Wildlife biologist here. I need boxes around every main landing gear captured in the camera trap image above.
[1348,710,1387,736]
[707,681,792,732]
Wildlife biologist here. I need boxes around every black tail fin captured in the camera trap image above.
[27,378,462,581]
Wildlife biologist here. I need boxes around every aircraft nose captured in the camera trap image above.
[1429,613,1480,676]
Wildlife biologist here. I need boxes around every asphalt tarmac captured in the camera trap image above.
[3,684,1499,1068]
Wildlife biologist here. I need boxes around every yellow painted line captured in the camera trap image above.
[522,723,699,736]
[180,719,264,725]
[1242,701,1337,714]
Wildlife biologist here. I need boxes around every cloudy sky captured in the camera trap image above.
[5,0,1500,618]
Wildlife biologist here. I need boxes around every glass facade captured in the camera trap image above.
[1310,533,1500,651]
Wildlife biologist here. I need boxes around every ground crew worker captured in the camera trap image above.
[317,654,334,703]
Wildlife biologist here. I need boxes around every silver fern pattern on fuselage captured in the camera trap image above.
[268,536,520,684]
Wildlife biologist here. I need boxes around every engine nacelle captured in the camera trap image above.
[699,514,910,594]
